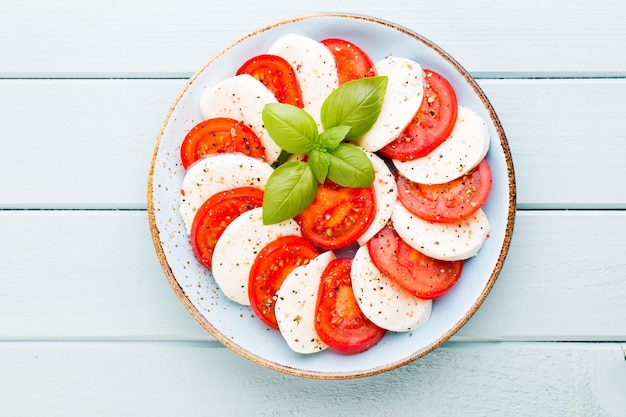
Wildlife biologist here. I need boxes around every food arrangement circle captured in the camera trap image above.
[148,13,515,379]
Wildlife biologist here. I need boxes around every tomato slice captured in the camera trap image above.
[180,117,266,169]
[296,180,376,250]
[190,186,264,270]
[396,159,492,223]
[249,235,319,329]
[315,258,386,354]
[320,38,377,85]
[368,225,464,299]
[236,54,303,108]
[379,69,458,160]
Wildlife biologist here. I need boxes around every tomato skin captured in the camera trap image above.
[379,69,458,161]
[190,187,264,270]
[249,235,319,329]
[396,159,492,223]
[320,38,377,85]
[315,258,386,354]
[236,54,303,108]
[180,117,266,169]
[296,180,376,250]
[368,225,464,299]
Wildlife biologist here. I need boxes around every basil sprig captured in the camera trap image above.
[261,76,388,225]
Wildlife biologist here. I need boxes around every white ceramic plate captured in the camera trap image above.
[148,13,516,379]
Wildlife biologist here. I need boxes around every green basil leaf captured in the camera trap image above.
[308,149,331,184]
[262,103,318,154]
[271,149,292,168]
[262,161,317,225]
[327,143,375,187]
[320,76,388,140]
[318,125,351,150]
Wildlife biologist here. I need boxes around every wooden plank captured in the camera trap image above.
[1,210,624,341]
[0,211,208,340]
[1,0,625,77]
[1,78,625,209]
[480,78,626,209]
[0,79,184,209]
[1,341,624,416]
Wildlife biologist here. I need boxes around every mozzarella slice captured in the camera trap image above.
[199,74,281,163]
[357,151,397,246]
[275,251,335,354]
[211,207,301,305]
[353,56,424,152]
[393,106,490,184]
[391,202,490,261]
[268,33,338,127]
[179,153,274,233]
[351,245,432,332]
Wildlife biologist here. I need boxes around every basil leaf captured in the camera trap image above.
[271,149,292,168]
[308,149,331,184]
[320,76,388,140]
[262,161,317,225]
[262,103,317,154]
[327,143,375,187]
[318,125,351,150]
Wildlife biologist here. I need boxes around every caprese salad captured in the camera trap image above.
[177,33,492,355]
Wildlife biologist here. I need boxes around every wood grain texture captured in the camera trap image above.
[1,210,624,341]
[1,0,625,77]
[1,79,625,209]
[1,341,624,417]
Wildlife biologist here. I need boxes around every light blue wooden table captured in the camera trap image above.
[1,1,625,415]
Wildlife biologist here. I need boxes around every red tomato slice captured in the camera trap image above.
[368,225,464,299]
[248,235,319,329]
[236,54,303,108]
[296,180,376,250]
[180,117,266,169]
[379,69,458,160]
[315,258,386,354]
[190,186,264,270]
[396,159,492,223]
[320,38,377,85]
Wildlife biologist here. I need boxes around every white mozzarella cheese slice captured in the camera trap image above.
[393,105,490,184]
[179,153,274,233]
[353,56,423,152]
[351,245,432,332]
[199,74,281,163]
[357,151,398,246]
[267,33,338,127]
[391,203,490,261]
[211,207,301,305]
[274,251,336,354]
